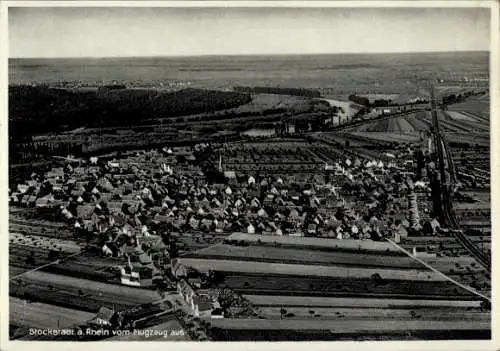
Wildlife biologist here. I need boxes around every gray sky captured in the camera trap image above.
[9,7,490,58]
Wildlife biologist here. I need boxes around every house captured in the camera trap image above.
[188,277,202,289]
[102,241,120,257]
[193,295,214,317]
[211,308,224,319]
[91,306,116,326]
[120,262,153,287]
[177,279,197,305]
[35,195,55,208]
[76,204,95,220]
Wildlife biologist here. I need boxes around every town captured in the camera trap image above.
[7,6,492,342]
[9,80,491,341]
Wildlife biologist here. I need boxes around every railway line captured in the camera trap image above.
[430,86,491,272]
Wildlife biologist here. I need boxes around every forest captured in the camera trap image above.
[9,85,252,140]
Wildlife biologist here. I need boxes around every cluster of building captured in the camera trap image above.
[9,139,448,290]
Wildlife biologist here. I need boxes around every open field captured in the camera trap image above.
[448,97,490,115]
[258,306,489,321]
[187,243,486,277]
[217,139,330,173]
[9,213,74,240]
[10,232,81,254]
[207,317,490,332]
[226,233,403,253]
[243,295,483,309]
[10,270,162,312]
[178,258,445,281]
[9,243,122,283]
[10,297,95,329]
[208,328,490,341]
[188,243,425,269]
[216,273,477,299]
[345,109,488,134]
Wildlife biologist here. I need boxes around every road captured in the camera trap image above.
[10,297,95,329]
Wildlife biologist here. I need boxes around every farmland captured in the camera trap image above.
[179,257,448,282]
[258,306,489,321]
[10,297,95,330]
[210,272,478,299]
[186,242,488,277]
[243,295,483,309]
[206,318,490,341]
[217,140,326,173]
[224,233,403,253]
[10,270,163,312]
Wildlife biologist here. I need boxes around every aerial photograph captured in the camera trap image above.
[7,5,492,342]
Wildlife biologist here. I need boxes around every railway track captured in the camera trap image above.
[431,85,491,272]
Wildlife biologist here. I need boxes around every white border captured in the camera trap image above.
[1,1,498,351]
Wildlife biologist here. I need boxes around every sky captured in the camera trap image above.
[9,7,491,58]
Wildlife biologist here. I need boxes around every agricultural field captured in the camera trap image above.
[178,258,447,282]
[188,243,426,270]
[225,232,403,253]
[216,272,478,299]
[218,140,325,173]
[9,209,75,240]
[10,297,95,330]
[10,270,163,312]
[243,295,484,309]
[224,93,313,115]
[10,233,81,254]
[258,306,488,321]
[9,240,128,284]
[207,317,489,333]
[187,242,487,278]
[447,95,490,115]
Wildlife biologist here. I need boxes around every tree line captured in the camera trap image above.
[234,86,321,98]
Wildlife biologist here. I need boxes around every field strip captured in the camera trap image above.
[461,111,489,123]
[259,307,488,320]
[11,270,161,302]
[189,244,428,270]
[244,295,482,308]
[348,132,420,143]
[10,232,81,253]
[177,258,445,281]
[226,233,402,252]
[208,318,490,331]
[386,239,491,302]
[10,296,95,329]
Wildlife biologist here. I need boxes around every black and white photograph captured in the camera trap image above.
[3,1,496,345]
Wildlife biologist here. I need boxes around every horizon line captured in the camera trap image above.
[9,49,490,60]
